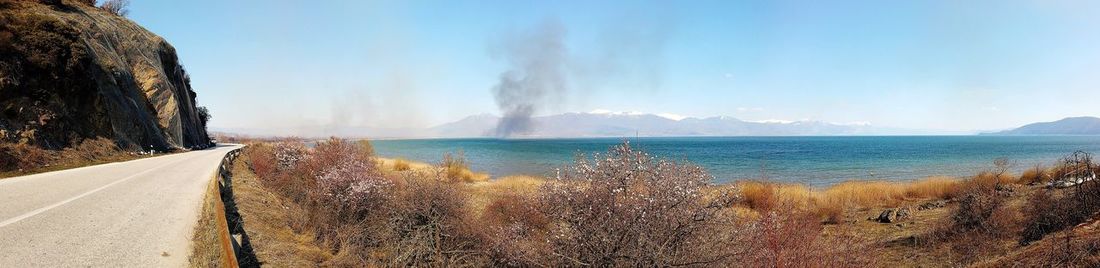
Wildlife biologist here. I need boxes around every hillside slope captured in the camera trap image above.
[0,0,209,150]
[993,117,1100,135]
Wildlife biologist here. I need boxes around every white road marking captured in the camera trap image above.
[0,152,207,229]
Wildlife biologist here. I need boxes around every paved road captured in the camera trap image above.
[0,144,242,267]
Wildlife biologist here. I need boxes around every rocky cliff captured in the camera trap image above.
[0,0,210,150]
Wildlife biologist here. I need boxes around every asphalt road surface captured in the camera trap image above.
[0,144,242,267]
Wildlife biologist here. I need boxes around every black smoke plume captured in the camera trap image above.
[490,21,568,137]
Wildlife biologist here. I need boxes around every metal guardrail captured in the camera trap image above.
[212,148,243,267]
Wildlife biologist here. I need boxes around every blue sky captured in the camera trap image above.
[129,0,1100,132]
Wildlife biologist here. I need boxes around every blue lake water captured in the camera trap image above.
[371,136,1100,187]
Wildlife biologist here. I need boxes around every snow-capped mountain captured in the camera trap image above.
[215,111,917,138]
[427,111,886,138]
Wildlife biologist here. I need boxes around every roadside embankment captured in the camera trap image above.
[230,139,1100,266]
[190,147,260,267]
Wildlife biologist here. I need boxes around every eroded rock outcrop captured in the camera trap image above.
[877,207,911,223]
[0,0,210,150]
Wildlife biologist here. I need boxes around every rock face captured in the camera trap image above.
[0,0,209,150]
[877,207,911,223]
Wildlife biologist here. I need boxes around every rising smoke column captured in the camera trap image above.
[490,21,569,137]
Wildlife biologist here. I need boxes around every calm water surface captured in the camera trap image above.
[372,136,1100,187]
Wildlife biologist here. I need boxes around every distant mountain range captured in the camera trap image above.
[427,112,892,138]
[216,111,937,138]
[990,117,1100,135]
[214,115,1100,138]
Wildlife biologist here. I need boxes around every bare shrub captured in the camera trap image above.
[1018,164,1051,185]
[60,137,119,162]
[0,143,55,171]
[815,225,884,267]
[1021,151,1100,244]
[736,208,822,265]
[303,138,392,239]
[481,192,551,266]
[1020,190,1066,244]
[958,193,1017,230]
[375,175,484,266]
[731,206,881,267]
[1051,151,1096,186]
[441,152,472,182]
[536,142,739,266]
[272,141,306,172]
[935,181,1020,262]
[245,143,321,221]
[1024,231,1100,267]
[245,138,396,257]
[311,154,391,218]
[965,158,1015,191]
[245,144,277,179]
[301,138,374,176]
[951,189,1011,235]
[98,0,129,16]
[907,159,1026,263]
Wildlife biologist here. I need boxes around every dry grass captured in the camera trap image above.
[466,175,545,216]
[977,216,1100,267]
[824,177,963,206]
[377,156,489,183]
[0,138,164,179]
[732,204,883,267]
[1017,164,1051,185]
[737,176,964,223]
[392,158,411,171]
[377,157,433,172]
[970,171,1018,188]
[230,150,333,266]
[188,178,226,267]
[0,142,54,172]
[474,175,544,192]
[441,152,489,183]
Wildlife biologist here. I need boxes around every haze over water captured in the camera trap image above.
[374,136,1100,187]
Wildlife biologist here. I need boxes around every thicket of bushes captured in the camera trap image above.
[240,137,1100,266]
[902,152,1100,265]
[244,139,882,266]
[1020,152,1100,244]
